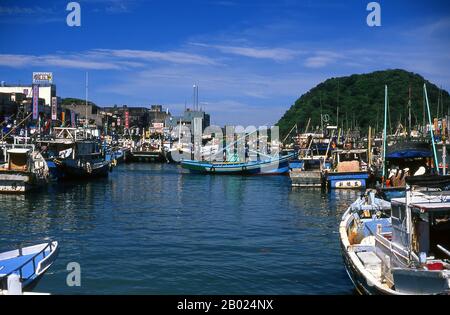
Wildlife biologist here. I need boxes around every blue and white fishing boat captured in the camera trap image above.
[324,149,370,189]
[181,152,297,175]
[340,177,450,295]
[0,241,59,294]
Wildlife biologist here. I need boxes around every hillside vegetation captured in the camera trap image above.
[276,69,449,138]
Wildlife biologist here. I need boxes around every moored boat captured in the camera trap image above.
[181,152,297,175]
[324,149,370,189]
[0,241,59,294]
[0,144,49,193]
[340,177,450,295]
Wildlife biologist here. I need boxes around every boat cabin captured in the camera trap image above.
[0,148,32,172]
[390,192,450,263]
[332,149,368,173]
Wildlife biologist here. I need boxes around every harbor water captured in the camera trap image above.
[0,163,356,294]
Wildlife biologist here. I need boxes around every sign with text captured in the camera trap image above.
[125,111,129,129]
[32,84,39,120]
[51,97,58,121]
[33,72,53,85]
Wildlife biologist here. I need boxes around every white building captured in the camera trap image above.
[0,85,56,106]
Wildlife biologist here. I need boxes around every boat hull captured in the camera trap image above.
[60,160,110,179]
[181,154,295,175]
[130,151,166,163]
[290,170,323,187]
[0,171,46,193]
[325,172,369,189]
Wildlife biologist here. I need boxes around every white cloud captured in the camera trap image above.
[192,43,300,61]
[95,49,218,65]
[304,51,343,68]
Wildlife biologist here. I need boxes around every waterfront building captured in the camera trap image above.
[0,84,56,107]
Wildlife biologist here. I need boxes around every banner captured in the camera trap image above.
[32,84,39,120]
[117,117,121,126]
[33,72,53,85]
[71,111,76,128]
[125,111,129,129]
[51,97,58,121]
[61,112,66,126]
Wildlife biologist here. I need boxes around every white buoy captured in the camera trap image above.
[7,274,22,295]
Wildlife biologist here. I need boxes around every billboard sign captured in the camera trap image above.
[125,111,129,129]
[51,97,58,121]
[32,84,39,120]
[33,72,53,85]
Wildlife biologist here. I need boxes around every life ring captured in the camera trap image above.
[210,166,215,173]
[242,165,247,172]
[85,162,92,174]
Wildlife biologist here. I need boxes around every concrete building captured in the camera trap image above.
[166,108,210,131]
[61,102,102,127]
[0,84,56,106]
[101,105,171,132]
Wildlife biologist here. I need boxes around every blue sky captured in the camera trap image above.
[0,0,449,126]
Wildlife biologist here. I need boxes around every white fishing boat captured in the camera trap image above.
[340,177,450,295]
[0,143,49,193]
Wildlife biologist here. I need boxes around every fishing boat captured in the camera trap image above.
[0,241,59,294]
[38,127,110,180]
[289,127,335,187]
[340,177,450,295]
[377,139,434,200]
[0,143,49,193]
[181,152,297,175]
[324,149,370,189]
[290,157,330,187]
[130,139,166,162]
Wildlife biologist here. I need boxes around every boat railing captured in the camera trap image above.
[375,233,413,267]
[0,242,56,285]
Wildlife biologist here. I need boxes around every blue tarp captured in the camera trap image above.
[386,150,432,159]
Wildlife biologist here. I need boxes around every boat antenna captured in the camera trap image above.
[424,84,439,173]
[336,80,340,128]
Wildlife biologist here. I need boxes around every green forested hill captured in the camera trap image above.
[276,69,449,138]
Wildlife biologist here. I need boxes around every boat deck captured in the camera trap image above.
[0,252,45,279]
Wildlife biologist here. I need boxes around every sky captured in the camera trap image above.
[0,0,449,126]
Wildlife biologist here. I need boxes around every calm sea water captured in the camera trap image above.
[0,163,357,295]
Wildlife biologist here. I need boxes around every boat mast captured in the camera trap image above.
[424,84,439,172]
[85,72,88,128]
[382,85,388,181]
[408,86,412,137]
